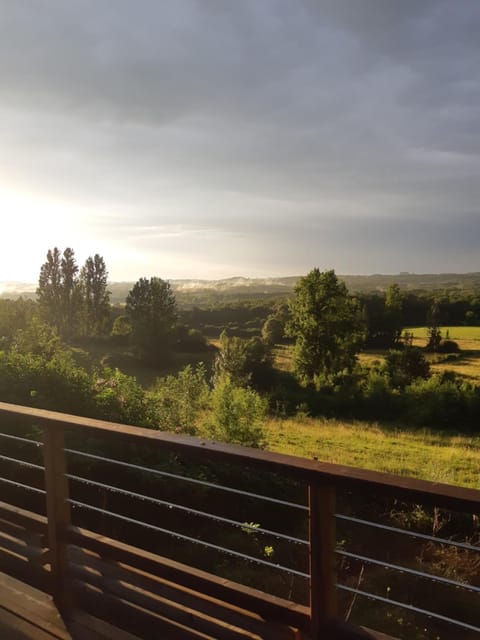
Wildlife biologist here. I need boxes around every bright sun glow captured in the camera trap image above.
[0,187,87,283]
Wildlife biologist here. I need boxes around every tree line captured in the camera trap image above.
[1,248,480,437]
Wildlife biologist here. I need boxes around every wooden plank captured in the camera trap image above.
[67,526,310,631]
[69,610,143,640]
[42,428,71,609]
[1,401,479,512]
[0,500,47,533]
[0,606,62,640]
[0,543,52,594]
[73,579,220,640]
[73,571,269,640]
[68,548,300,640]
[0,572,71,640]
[308,483,337,640]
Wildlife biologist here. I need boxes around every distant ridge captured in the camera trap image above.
[2,272,480,304]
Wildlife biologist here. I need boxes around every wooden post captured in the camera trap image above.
[43,425,71,610]
[309,482,337,639]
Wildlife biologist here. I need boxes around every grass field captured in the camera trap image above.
[264,417,480,489]
[405,326,480,341]
[404,326,480,353]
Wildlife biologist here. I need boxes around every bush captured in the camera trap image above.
[405,375,479,430]
[173,325,209,352]
[110,315,132,345]
[152,364,210,434]
[208,376,266,447]
[385,347,430,389]
[93,367,156,427]
[437,339,460,353]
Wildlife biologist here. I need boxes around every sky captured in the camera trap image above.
[1,0,479,283]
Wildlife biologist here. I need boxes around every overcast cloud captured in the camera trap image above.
[1,1,479,280]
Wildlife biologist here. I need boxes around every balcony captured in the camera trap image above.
[0,401,478,639]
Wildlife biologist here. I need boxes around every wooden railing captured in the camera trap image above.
[0,401,479,640]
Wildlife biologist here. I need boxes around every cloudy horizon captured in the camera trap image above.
[1,1,479,282]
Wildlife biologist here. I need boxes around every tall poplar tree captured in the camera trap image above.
[37,247,63,330]
[80,254,110,335]
[37,247,81,337]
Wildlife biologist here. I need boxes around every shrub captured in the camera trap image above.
[93,367,156,427]
[110,315,132,345]
[385,347,430,389]
[152,364,209,434]
[208,376,266,447]
[405,375,479,430]
[437,339,460,353]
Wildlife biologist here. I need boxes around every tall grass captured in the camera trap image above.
[264,417,480,489]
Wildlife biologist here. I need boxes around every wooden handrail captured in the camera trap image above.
[0,401,478,512]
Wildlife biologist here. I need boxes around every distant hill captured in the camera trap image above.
[2,272,480,306]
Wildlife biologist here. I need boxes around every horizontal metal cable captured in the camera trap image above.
[67,473,308,545]
[337,584,480,633]
[0,454,44,472]
[0,432,42,446]
[68,499,309,579]
[0,476,46,495]
[66,448,307,511]
[336,549,480,593]
[336,514,480,553]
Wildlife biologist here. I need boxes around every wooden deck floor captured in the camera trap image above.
[0,571,142,640]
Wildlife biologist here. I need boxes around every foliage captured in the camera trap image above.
[126,277,177,363]
[261,315,284,345]
[213,331,274,389]
[80,254,111,335]
[11,317,64,360]
[385,348,430,389]
[286,268,364,383]
[404,375,480,430]
[93,368,156,427]
[208,376,266,447]
[37,247,111,338]
[172,324,209,352]
[110,315,132,344]
[261,303,289,345]
[0,298,36,347]
[152,364,209,434]
[426,327,442,352]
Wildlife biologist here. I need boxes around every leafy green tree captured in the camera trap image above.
[80,254,110,335]
[384,283,404,346]
[426,301,442,352]
[125,277,177,363]
[286,269,364,383]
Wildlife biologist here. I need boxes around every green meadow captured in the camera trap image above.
[264,417,480,489]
